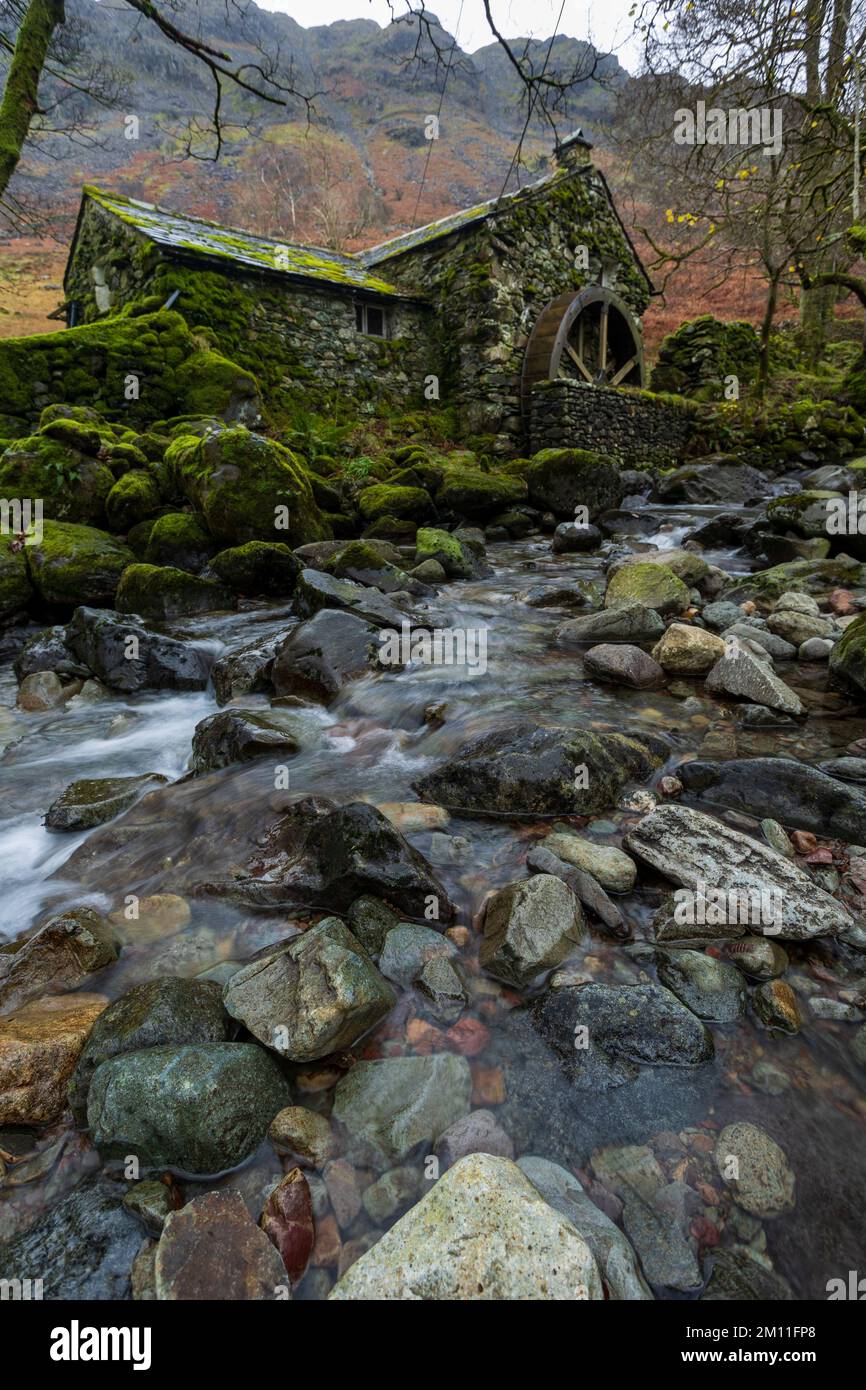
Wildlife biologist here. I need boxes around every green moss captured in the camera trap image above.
[522,447,623,519]
[357,483,434,524]
[173,347,260,423]
[436,465,527,517]
[116,563,234,619]
[722,557,865,606]
[604,561,691,615]
[0,533,34,618]
[25,521,134,608]
[105,471,163,533]
[415,526,473,579]
[144,512,214,572]
[166,426,329,547]
[829,611,866,696]
[0,435,114,526]
[39,417,105,455]
[209,541,302,595]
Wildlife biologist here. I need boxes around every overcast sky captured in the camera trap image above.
[255,0,641,65]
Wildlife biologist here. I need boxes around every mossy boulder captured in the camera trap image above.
[604,561,690,615]
[436,467,528,518]
[209,541,301,596]
[357,484,435,524]
[25,522,134,608]
[144,512,214,573]
[650,315,761,399]
[172,348,261,425]
[388,462,445,492]
[722,557,865,606]
[415,527,476,580]
[766,491,841,539]
[0,435,114,526]
[0,534,34,618]
[829,611,866,696]
[116,563,234,619]
[39,416,106,455]
[167,427,329,548]
[105,471,163,533]
[521,448,624,519]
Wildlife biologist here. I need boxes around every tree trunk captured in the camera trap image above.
[0,0,65,204]
[757,271,781,399]
[798,271,837,367]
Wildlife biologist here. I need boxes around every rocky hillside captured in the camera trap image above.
[11,0,624,239]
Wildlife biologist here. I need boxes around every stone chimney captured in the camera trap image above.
[553,127,593,169]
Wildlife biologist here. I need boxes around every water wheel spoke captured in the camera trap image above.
[610,353,639,386]
[563,341,593,383]
[597,303,609,380]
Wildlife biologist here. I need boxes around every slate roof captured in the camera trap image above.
[78,186,412,299]
[359,174,554,265]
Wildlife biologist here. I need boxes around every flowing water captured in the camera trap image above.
[2,497,865,1298]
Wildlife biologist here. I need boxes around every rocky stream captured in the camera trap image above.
[1,462,866,1301]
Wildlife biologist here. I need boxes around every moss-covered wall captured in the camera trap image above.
[0,310,258,434]
[530,378,698,467]
[371,162,652,448]
[65,201,438,415]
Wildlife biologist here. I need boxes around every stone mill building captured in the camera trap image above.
[63,130,675,455]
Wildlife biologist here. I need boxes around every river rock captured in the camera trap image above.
[294,566,408,627]
[480,874,584,986]
[604,562,690,616]
[44,773,167,831]
[654,461,768,505]
[68,977,231,1121]
[766,609,837,646]
[557,602,665,644]
[86,1042,290,1174]
[701,600,744,632]
[829,610,866,694]
[0,1176,145,1300]
[65,607,212,691]
[799,637,834,660]
[713,1122,795,1217]
[217,801,453,920]
[413,721,667,816]
[378,923,456,987]
[222,917,395,1062]
[702,1245,794,1300]
[434,1109,515,1169]
[526,844,625,935]
[620,1185,703,1294]
[332,1054,471,1163]
[361,1166,420,1223]
[541,829,636,891]
[584,643,663,689]
[415,954,468,1022]
[706,642,804,715]
[678,756,866,843]
[155,1190,287,1299]
[724,937,789,980]
[211,633,279,705]
[0,991,108,1124]
[189,709,305,772]
[723,623,797,660]
[552,520,602,552]
[329,1153,603,1300]
[0,907,116,1017]
[774,589,820,614]
[651,623,726,674]
[17,670,66,710]
[517,1155,652,1300]
[260,1168,314,1285]
[655,948,746,1021]
[271,608,383,703]
[268,1106,336,1167]
[624,803,851,939]
[752,979,802,1033]
[534,981,714,1091]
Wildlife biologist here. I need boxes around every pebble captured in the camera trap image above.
[760,818,794,857]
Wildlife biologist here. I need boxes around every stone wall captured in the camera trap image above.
[374,160,652,449]
[65,201,438,414]
[529,378,698,467]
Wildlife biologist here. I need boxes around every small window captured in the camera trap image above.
[355,302,388,337]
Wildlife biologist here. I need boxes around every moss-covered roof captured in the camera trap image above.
[358,175,555,265]
[81,187,411,298]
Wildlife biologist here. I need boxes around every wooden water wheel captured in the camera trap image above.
[521,285,645,414]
